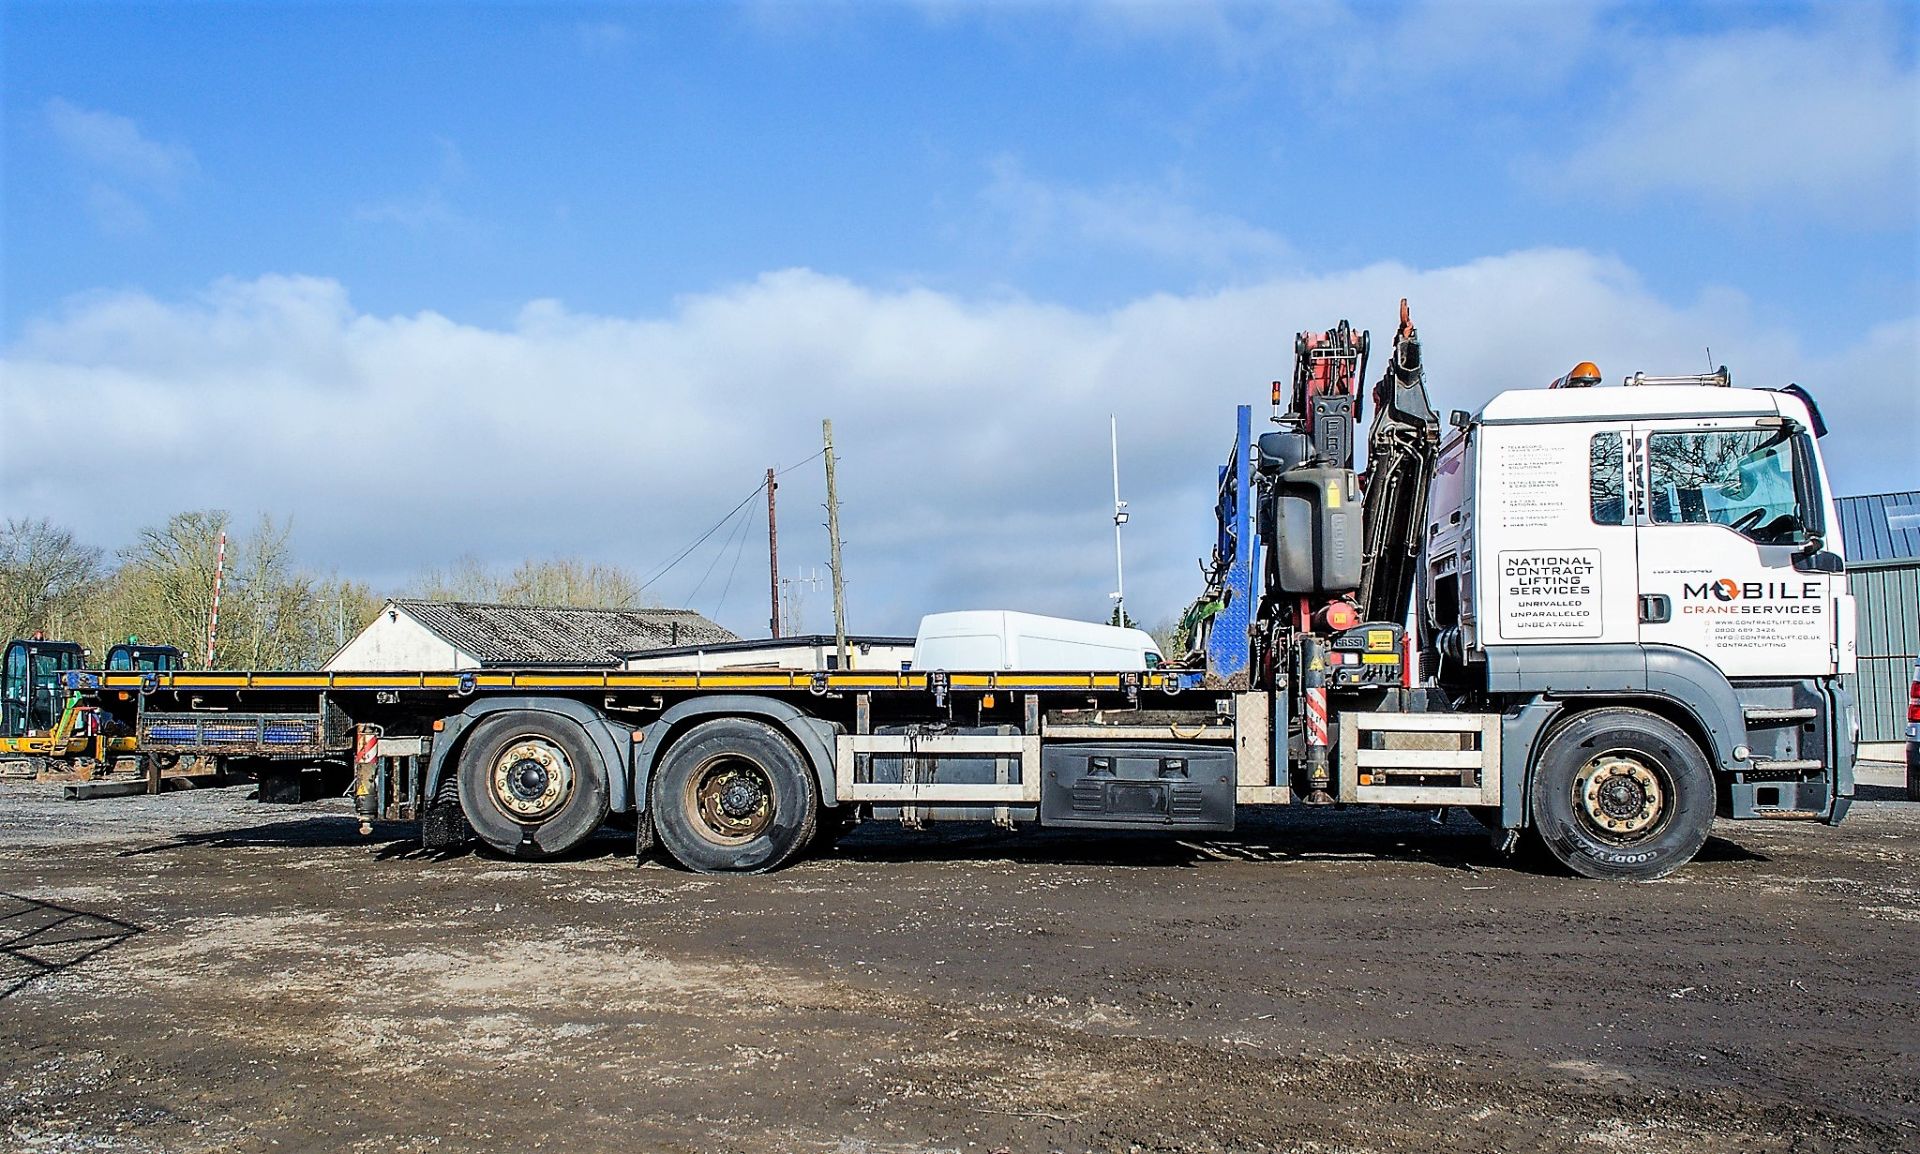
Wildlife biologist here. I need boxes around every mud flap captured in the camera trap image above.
[420,798,471,850]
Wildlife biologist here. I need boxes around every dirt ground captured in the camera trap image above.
[2,765,1915,1154]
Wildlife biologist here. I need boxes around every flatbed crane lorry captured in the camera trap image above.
[59,301,1858,879]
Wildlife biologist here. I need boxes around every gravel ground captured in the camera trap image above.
[2,766,1915,1154]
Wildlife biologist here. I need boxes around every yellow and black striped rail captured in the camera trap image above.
[69,668,1195,696]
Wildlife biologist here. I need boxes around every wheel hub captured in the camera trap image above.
[509,759,550,801]
[689,757,774,843]
[1576,754,1666,839]
[719,776,764,818]
[491,738,574,821]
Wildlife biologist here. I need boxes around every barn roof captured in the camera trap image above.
[1838,491,1920,567]
[392,599,737,666]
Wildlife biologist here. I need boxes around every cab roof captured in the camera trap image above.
[1478,384,1809,426]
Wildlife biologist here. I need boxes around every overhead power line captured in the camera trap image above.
[686,496,756,609]
[638,447,829,594]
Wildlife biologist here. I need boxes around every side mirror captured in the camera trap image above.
[1793,548,1845,575]
[1448,409,1472,430]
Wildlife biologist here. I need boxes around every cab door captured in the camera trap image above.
[1476,420,1640,650]
[1,642,26,738]
[1633,418,1836,678]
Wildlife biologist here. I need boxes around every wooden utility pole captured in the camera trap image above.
[822,420,848,668]
[766,467,781,639]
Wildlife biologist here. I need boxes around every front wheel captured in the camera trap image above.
[1528,707,1714,881]
[651,718,818,873]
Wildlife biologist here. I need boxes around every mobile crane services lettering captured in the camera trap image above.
[1681,579,1825,615]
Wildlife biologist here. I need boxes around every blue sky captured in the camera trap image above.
[3,1,1916,635]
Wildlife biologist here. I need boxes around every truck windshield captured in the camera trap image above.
[1647,428,1809,544]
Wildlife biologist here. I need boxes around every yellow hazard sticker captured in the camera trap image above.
[1366,629,1393,650]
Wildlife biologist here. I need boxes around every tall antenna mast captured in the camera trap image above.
[1110,414,1128,626]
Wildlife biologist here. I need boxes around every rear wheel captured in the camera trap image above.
[1528,707,1714,881]
[457,711,608,859]
[651,718,818,873]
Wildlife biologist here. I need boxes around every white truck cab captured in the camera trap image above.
[1424,370,1857,836]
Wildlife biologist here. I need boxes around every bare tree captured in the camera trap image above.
[115,510,231,664]
[1145,616,1185,660]
[0,518,104,642]
[499,558,648,608]
[409,557,653,609]
[411,556,497,602]
[234,514,315,667]
[6,511,656,670]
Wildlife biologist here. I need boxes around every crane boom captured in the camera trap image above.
[1357,299,1441,627]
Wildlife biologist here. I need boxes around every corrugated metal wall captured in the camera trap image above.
[1838,492,1918,745]
[1844,563,1918,743]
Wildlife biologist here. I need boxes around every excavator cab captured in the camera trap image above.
[105,642,182,673]
[1,639,87,739]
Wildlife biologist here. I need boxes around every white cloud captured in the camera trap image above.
[1063,0,1605,93]
[981,158,1291,273]
[44,98,199,236]
[354,190,468,232]
[82,183,150,237]
[1550,21,1918,220]
[574,20,632,54]
[45,98,197,191]
[995,3,1916,224]
[3,254,1912,637]
[353,138,476,233]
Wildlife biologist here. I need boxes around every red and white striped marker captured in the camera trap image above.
[1305,685,1329,747]
[205,530,226,667]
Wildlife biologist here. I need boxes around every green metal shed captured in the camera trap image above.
[1839,491,1919,743]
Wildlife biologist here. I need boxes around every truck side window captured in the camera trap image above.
[1589,432,1625,525]
[1647,428,1807,544]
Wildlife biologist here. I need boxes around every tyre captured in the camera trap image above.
[456,711,609,859]
[1528,707,1715,881]
[650,718,819,874]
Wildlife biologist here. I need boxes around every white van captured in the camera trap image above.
[912,611,1161,672]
